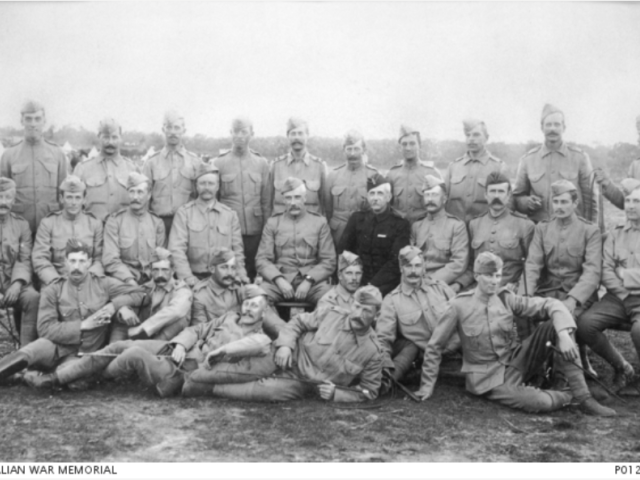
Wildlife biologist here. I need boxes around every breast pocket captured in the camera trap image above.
[433,239,452,260]
[528,171,546,194]
[559,170,578,183]
[247,172,262,195]
[331,185,347,210]
[498,237,520,261]
[214,222,231,248]
[300,235,318,259]
[616,248,629,267]
[567,245,584,262]
[220,173,238,197]
[471,238,486,253]
[449,173,467,199]
[119,235,137,259]
[41,160,59,189]
[305,180,321,204]
[186,221,208,258]
[461,321,484,350]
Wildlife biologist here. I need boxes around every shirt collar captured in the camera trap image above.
[195,197,220,213]
[98,153,123,165]
[335,284,353,302]
[400,279,425,296]
[463,149,490,165]
[152,277,176,294]
[163,145,185,158]
[207,277,233,296]
[623,220,640,232]
[286,151,310,166]
[541,142,568,158]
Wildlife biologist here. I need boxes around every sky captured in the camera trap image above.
[1,1,639,145]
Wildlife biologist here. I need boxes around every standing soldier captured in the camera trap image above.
[32,175,104,286]
[324,130,382,246]
[0,100,68,235]
[102,172,166,286]
[444,119,508,222]
[270,117,327,216]
[143,111,200,238]
[513,104,598,224]
[213,118,272,280]
[385,125,442,224]
[73,118,138,222]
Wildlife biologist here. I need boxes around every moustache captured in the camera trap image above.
[71,269,82,275]
[490,198,504,206]
[222,276,234,282]
[155,276,168,284]
[425,202,438,207]
[407,274,421,278]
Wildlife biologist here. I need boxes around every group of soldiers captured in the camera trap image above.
[0,99,638,418]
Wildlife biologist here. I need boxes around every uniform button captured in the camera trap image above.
[491,230,496,234]
[467,193,471,197]
[490,239,495,243]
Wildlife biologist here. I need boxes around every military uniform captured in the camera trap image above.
[0,211,40,345]
[168,198,246,284]
[73,154,139,222]
[601,160,640,210]
[444,150,507,222]
[102,208,166,284]
[256,210,336,304]
[338,208,410,296]
[410,208,469,285]
[385,160,442,223]
[270,152,327,215]
[513,143,598,224]
[142,145,200,235]
[0,138,68,234]
[317,284,354,311]
[213,149,272,279]
[32,210,104,285]
[191,277,241,326]
[324,162,381,245]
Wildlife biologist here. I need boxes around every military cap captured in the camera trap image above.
[343,129,365,148]
[353,285,383,308]
[541,103,563,121]
[126,172,151,190]
[20,100,45,115]
[281,177,305,195]
[550,179,577,197]
[150,247,172,265]
[485,171,511,188]
[474,251,504,275]
[195,161,220,180]
[398,124,420,142]
[338,251,362,272]
[240,284,268,301]
[98,117,122,135]
[209,247,235,267]
[286,117,309,134]
[462,118,487,135]
[399,245,423,266]
[367,175,391,194]
[422,174,447,194]
[59,175,86,193]
[65,238,92,257]
[621,178,640,197]
[231,117,253,131]
[163,110,184,126]
[0,177,17,192]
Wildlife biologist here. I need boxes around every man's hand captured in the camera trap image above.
[450,283,461,294]
[593,168,611,187]
[204,347,226,369]
[616,265,627,281]
[81,303,115,331]
[237,274,250,285]
[3,282,22,307]
[318,381,336,401]
[415,387,432,401]
[275,346,293,370]
[186,276,198,288]
[171,344,186,367]
[126,278,138,287]
[294,279,312,301]
[562,296,577,315]
[118,306,140,326]
[557,329,579,362]
[526,195,542,212]
[275,278,294,300]
[504,282,518,293]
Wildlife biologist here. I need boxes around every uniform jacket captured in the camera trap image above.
[270,151,327,215]
[385,159,442,224]
[142,145,200,217]
[601,158,640,210]
[103,208,166,283]
[191,277,241,326]
[602,221,640,300]
[0,138,68,234]
[317,284,354,311]
[0,212,33,292]
[32,210,104,285]
[213,149,272,236]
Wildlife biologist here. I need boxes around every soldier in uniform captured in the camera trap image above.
[323,130,382,245]
[317,251,363,311]
[444,119,508,222]
[410,175,469,291]
[0,177,40,345]
[102,172,166,286]
[376,246,458,390]
[210,286,384,403]
[73,118,139,222]
[142,111,200,237]
[578,178,640,393]
[32,175,104,286]
[270,117,327,216]
[213,117,272,280]
[338,178,410,296]
[0,239,141,384]
[513,104,598,225]
[256,177,335,305]
[0,100,68,235]
[169,162,248,287]
[418,252,615,416]
[385,125,442,224]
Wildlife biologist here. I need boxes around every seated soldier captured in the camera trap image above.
[209,286,384,403]
[102,172,166,286]
[338,177,410,296]
[0,177,40,345]
[317,251,362,310]
[32,175,104,286]
[256,177,335,305]
[25,285,276,398]
[0,239,141,384]
[419,252,615,416]
[410,175,469,292]
[376,246,458,390]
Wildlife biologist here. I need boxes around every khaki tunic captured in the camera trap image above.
[32,210,104,285]
[142,146,200,217]
[168,199,246,282]
[602,221,640,300]
[102,208,166,283]
[270,151,327,215]
[191,278,241,326]
[601,158,640,210]
[524,214,601,305]
[0,138,68,234]
[410,209,469,285]
[513,143,598,224]
[385,159,442,224]
[317,284,354,311]
[444,150,507,222]
[213,149,272,236]
[73,153,139,222]
[0,212,33,291]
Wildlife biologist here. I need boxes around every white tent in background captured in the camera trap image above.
[88,146,99,158]
[143,146,155,161]
[62,141,73,153]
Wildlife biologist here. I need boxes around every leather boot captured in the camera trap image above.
[0,352,29,380]
[579,397,616,417]
[392,342,420,381]
[579,345,598,379]
[182,377,215,397]
[155,370,184,398]
[612,361,635,393]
